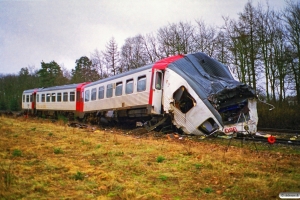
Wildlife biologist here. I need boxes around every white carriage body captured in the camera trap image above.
[83,65,155,114]
[36,84,78,111]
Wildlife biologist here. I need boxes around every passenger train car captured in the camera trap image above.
[22,52,258,136]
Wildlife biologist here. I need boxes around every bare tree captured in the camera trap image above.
[192,20,217,57]
[120,35,148,72]
[284,0,300,104]
[157,21,194,57]
[90,49,108,79]
[102,37,119,76]
[141,33,162,63]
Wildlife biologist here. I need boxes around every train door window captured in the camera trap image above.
[46,93,51,102]
[23,95,25,102]
[91,88,96,101]
[85,90,90,102]
[26,95,29,102]
[126,79,134,94]
[155,71,162,90]
[137,75,146,92]
[70,92,75,102]
[63,92,68,102]
[51,93,56,102]
[173,86,196,114]
[115,82,123,96]
[36,94,39,102]
[41,94,45,102]
[30,95,33,102]
[98,86,104,99]
[106,84,113,98]
[57,93,62,102]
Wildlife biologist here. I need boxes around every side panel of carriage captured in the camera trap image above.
[83,68,153,117]
[35,83,88,117]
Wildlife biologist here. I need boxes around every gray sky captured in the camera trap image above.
[0,0,286,75]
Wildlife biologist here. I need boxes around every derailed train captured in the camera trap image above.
[22,52,258,136]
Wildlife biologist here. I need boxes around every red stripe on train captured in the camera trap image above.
[148,55,184,105]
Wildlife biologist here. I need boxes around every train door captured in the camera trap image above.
[152,69,163,114]
[32,92,36,114]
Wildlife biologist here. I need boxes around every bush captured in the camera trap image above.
[156,156,166,163]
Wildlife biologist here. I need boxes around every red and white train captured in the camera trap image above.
[22,52,258,136]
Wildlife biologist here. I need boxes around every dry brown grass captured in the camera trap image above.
[0,116,300,199]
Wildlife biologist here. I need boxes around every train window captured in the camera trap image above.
[70,92,75,102]
[41,94,45,102]
[126,79,134,94]
[85,90,90,102]
[115,82,123,96]
[91,88,96,101]
[137,75,146,92]
[30,95,33,102]
[155,71,162,90]
[46,93,51,102]
[36,94,39,102]
[106,84,113,98]
[26,95,29,102]
[23,95,25,102]
[98,86,104,99]
[57,93,62,102]
[63,92,68,102]
[173,86,196,114]
[51,93,56,102]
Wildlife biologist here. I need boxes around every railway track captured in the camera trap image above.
[234,134,300,146]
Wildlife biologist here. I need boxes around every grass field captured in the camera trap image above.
[0,116,300,199]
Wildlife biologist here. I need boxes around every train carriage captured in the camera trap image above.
[34,83,89,117]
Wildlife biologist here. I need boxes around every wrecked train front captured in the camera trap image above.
[163,52,257,136]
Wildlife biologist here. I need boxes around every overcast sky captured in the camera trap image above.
[0,0,287,75]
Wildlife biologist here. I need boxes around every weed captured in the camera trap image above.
[48,132,53,137]
[12,149,22,157]
[53,147,63,154]
[204,187,213,193]
[195,163,202,169]
[156,155,166,163]
[72,171,84,181]
[96,144,101,149]
[159,175,168,181]
[31,127,36,131]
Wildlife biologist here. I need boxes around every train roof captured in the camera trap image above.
[85,64,153,88]
[23,88,39,94]
[37,83,83,92]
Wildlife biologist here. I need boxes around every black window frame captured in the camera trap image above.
[63,92,68,102]
[126,79,134,94]
[137,75,147,92]
[91,88,97,101]
[106,84,113,98]
[98,86,104,99]
[115,82,123,96]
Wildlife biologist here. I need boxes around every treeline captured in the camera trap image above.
[1,1,300,129]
